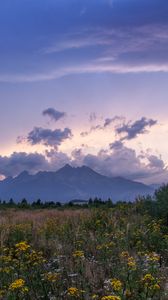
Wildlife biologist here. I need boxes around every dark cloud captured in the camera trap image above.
[104,118,114,127]
[109,140,123,150]
[27,127,72,148]
[80,115,155,139]
[0,151,72,178]
[0,152,49,177]
[116,117,157,140]
[148,155,165,169]
[42,108,66,122]
[104,116,124,128]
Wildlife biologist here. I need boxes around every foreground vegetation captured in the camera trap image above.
[0,185,168,299]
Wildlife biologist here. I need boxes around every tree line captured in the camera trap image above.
[0,184,168,225]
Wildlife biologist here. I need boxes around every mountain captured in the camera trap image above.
[149,183,161,191]
[0,164,154,202]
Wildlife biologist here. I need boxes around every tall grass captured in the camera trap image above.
[0,205,167,299]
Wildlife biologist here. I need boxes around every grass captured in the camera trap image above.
[0,203,167,299]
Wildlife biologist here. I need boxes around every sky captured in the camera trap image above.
[0,0,168,184]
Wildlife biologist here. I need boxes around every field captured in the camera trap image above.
[0,202,167,300]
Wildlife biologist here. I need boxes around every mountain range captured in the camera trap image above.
[0,164,155,202]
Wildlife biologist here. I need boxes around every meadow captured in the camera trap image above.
[0,196,167,299]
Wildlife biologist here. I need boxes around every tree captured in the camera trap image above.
[20,198,29,208]
[155,184,168,225]
[9,198,15,207]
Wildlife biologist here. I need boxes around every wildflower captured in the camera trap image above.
[67,287,80,297]
[96,245,103,250]
[111,279,122,291]
[127,257,136,270]
[125,289,132,298]
[142,273,155,283]
[75,240,83,246]
[101,296,121,300]
[92,295,99,299]
[73,250,84,258]
[120,251,129,258]
[152,283,160,290]
[15,241,30,252]
[96,220,101,226]
[2,267,12,274]
[1,255,12,263]
[22,287,29,293]
[27,250,45,265]
[9,279,25,290]
[45,272,60,283]
[147,252,160,262]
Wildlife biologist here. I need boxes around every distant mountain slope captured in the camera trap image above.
[0,164,154,202]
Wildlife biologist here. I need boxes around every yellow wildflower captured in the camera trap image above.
[111,279,122,291]
[45,272,60,283]
[127,257,136,270]
[3,267,11,274]
[73,250,84,258]
[92,295,99,299]
[142,273,155,283]
[120,251,129,258]
[9,278,25,290]
[152,283,160,290]
[147,252,160,262]
[15,241,30,252]
[67,287,80,297]
[101,296,121,300]
[22,287,29,293]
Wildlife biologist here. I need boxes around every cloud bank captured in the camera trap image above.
[5,112,167,184]
[0,143,167,184]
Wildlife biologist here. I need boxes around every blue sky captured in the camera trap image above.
[0,0,168,183]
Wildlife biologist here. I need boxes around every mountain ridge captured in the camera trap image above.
[0,165,154,202]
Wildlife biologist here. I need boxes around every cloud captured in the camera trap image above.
[109,140,123,150]
[42,24,168,67]
[45,149,71,169]
[0,151,71,178]
[148,154,165,169]
[2,59,168,83]
[71,142,167,183]
[104,116,124,128]
[27,127,72,148]
[42,108,66,122]
[80,125,102,137]
[116,117,157,140]
[0,144,167,184]
[89,112,97,122]
[80,115,124,137]
[0,152,49,177]
[2,24,168,83]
